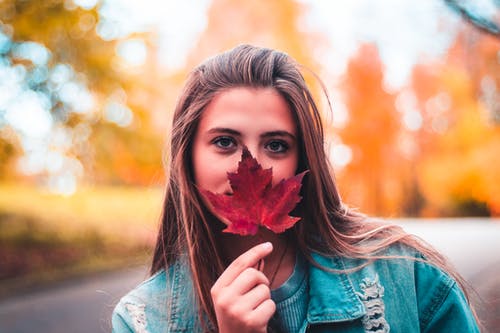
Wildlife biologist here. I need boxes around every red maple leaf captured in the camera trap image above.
[200,147,308,236]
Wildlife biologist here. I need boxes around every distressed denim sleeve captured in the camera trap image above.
[415,258,480,333]
[423,281,480,333]
[112,301,135,333]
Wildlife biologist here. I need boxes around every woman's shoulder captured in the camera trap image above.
[119,269,169,304]
[112,260,197,333]
[337,242,478,331]
[312,242,454,300]
[372,243,478,330]
[309,241,445,300]
[310,239,478,330]
[309,244,478,331]
[111,270,169,333]
[336,241,452,284]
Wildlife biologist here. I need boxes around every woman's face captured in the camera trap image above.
[192,87,299,197]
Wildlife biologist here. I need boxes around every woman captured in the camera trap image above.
[112,44,480,332]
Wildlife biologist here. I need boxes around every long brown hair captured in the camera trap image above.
[151,44,478,331]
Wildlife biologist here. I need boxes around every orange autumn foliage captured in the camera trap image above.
[337,44,405,216]
[413,28,500,217]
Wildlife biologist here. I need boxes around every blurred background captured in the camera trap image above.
[0,0,499,332]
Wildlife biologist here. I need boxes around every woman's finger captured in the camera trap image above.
[246,299,276,327]
[213,242,273,289]
[240,283,271,310]
[228,267,269,295]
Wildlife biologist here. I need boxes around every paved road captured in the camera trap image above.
[0,266,149,333]
[0,219,499,333]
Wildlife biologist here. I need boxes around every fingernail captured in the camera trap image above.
[262,242,272,250]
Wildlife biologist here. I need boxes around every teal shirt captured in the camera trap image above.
[270,252,309,332]
[112,243,479,332]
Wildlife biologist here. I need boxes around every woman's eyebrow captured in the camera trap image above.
[206,127,241,136]
[206,128,295,140]
[260,131,296,140]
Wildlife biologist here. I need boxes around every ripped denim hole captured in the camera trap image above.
[356,274,390,333]
[125,303,149,333]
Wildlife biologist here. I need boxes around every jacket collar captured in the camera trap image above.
[306,252,366,324]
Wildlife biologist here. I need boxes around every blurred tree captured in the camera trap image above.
[0,0,164,188]
[448,29,500,124]
[337,44,405,216]
[0,0,120,91]
[412,27,500,216]
[89,36,167,186]
[189,0,310,62]
[185,0,324,93]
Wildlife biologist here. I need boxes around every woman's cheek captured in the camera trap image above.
[195,159,231,193]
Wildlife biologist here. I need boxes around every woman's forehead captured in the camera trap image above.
[198,87,297,133]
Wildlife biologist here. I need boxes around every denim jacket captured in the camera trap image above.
[112,244,479,332]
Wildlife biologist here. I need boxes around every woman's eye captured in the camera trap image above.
[266,140,288,153]
[213,137,236,149]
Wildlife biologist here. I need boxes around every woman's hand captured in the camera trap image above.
[211,242,276,333]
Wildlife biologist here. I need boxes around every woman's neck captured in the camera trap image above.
[219,229,296,289]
